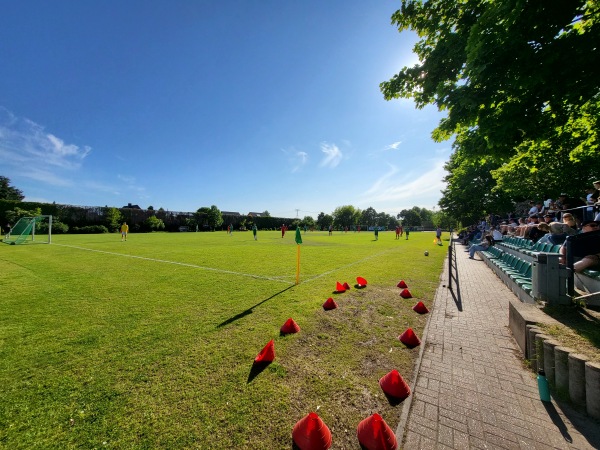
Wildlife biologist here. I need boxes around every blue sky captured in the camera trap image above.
[0,1,450,219]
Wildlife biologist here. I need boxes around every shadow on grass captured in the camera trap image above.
[216,285,294,329]
[541,303,600,350]
[247,361,271,383]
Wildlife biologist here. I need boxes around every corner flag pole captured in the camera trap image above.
[295,227,302,285]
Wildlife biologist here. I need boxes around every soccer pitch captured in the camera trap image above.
[0,230,446,449]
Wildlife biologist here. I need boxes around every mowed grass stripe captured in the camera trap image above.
[0,230,447,448]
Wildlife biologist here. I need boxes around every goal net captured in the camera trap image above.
[3,215,53,245]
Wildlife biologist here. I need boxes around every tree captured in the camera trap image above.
[198,205,224,231]
[301,216,315,229]
[5,206,42,224]
[332,205,360,229]
[262,210,271,217]
[398,207,423,227]
[381,1,600,222]
[381,0,598,152]
[143,215,165,232]
[0,176,25,201]
[360,207,378,227]
[316,212,333,230]
[103,207,122,232]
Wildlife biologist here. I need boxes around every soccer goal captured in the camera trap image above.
[3,215,53,245]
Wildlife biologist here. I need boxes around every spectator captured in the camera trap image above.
[537,222,568,246]
[560,220,600,272]
[562,212,578,231]
[528,222,549,243]
[583,186,597,221]
[557,193,586,222]
[490,226,503,242]
[469,235,494,260]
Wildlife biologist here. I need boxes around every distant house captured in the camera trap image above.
[221,211,241,216]
[122,203,141,209]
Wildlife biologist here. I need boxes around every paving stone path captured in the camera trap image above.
[400,241,600,449]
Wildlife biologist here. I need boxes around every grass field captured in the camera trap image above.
[0,229,447,449]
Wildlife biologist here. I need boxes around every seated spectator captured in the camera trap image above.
[559,220,600,272]
[469,235,494,260]
[490,226,503,242]
[529,222,550,243]
[543,213,555,223]
[537,222,568,246]
[515,217,528,237]
[562,212,579,231]
[583,186,597,221]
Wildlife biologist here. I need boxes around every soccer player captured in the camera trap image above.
[121,222,129,241]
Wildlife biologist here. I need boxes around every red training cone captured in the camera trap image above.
[399,288,412,299]
[292,412,332,450]
[356,413,398,450]
[399,328,421,347]
[254,339,275,363]
[396,280,408,289]
[379,369,411,401]
[280,318,301,334]
[356,276,368,287]
[323,297,338,310]
[343,282,351,290]
[412,301,429,314]
[335,281,346,292]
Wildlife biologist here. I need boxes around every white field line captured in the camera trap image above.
[53,244,294,285]
[54,244,400,286]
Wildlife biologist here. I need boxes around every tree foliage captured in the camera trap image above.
[316,212,333,230]
[0,176,25,201]
[332,205,360,229]
[381,0,600,222]
[103,207,122,233]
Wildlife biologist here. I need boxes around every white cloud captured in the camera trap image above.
[359,159,447,210]
[384,141,402,151]
[282,147,309,173]
[0,107,91,184]
[319,142,342,168]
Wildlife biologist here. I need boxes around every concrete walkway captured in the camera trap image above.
[401,241,600,449]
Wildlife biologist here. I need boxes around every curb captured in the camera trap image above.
[394,250,448,443]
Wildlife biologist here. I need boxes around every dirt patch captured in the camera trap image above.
[280,285,427,448]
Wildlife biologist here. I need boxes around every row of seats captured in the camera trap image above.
[480,246,534,295]
[499,236,561,255]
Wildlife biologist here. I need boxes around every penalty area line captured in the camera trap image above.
[53,244,294,285]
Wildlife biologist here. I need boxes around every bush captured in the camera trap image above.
[71,225,109,234]
[38,221,69,234]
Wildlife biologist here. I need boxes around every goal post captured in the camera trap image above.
[3,215,53,245]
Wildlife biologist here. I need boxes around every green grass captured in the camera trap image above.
[0,230,446,449]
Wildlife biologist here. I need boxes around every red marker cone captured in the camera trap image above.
[343,282,351,290]
[292,412,332,450]
[280,318,301,334]
[356,276,368,287]
[399,328,421,347]
[356,413,398,450]
[335,281,346,292]
[379,369,411,401]
[396,280,408,289]
[412,301,429,314]
[323,297,338,310]
[254,339,275,363]
[399,288,412,299]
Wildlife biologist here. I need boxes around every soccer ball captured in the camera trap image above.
[424,251,429,256]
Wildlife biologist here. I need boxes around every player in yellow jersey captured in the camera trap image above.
[120,222,129,241]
